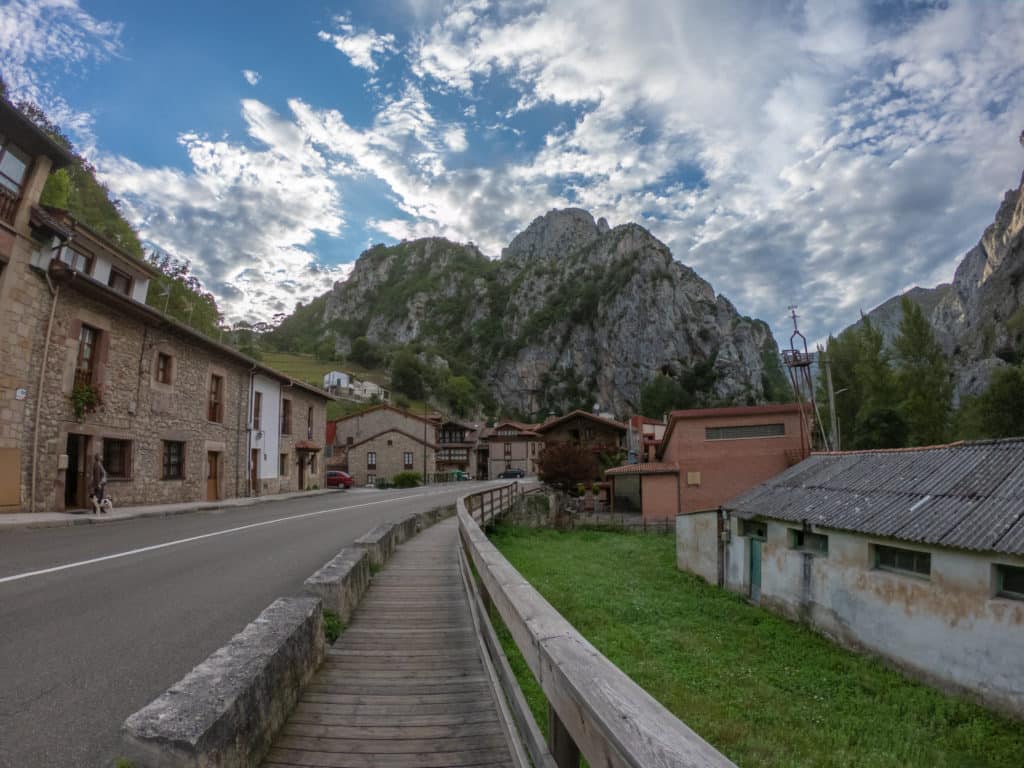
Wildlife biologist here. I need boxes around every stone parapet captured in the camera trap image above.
[122,597,324,768]
[303,547,370,623]
[354,522,399,567]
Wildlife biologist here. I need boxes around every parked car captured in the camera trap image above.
[497,468,525,479]
[325,470,354,489]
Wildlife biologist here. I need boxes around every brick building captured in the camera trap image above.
[0,99,331,512]
[606,404,808,521]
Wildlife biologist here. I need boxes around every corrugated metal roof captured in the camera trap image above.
[723,439,1024,556]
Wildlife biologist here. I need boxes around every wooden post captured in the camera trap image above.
[548,704,580,768]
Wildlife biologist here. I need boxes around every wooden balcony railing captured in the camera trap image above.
[0,186,19,226]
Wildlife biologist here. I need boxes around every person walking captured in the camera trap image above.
[90,453,108,514]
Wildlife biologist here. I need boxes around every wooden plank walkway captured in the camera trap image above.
[263,518,518,768]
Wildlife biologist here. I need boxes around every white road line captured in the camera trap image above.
[0,486,479,586]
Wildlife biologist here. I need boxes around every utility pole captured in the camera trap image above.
[819,344,840,451]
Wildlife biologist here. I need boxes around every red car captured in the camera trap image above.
[326,470,354,489]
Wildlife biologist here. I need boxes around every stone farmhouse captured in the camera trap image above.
[0,99,331,513]
[481,421,543,477]
[536,409,627,456]
[606,404,807,521]
[329,404,438,486]
[678,440,1024,716]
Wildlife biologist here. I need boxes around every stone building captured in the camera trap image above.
[678,440,1024,716]
[330,404,438,486]
[436,418,480,478]
[537,410,626,455]
[482,421,543,477]
[0,98,331,513]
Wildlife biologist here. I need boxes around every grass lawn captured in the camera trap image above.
[488,525,1024,768]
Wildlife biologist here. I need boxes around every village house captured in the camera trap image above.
[350,379,390,402]
[481,421,543,477]
[330,403,437,486]
[606,404,807,521]
[537,409,627,456]
[322,370,351,395]
[0,99,331,513]
[677,440,1024,716]
[626,414,667,463]
[436,418,480,478]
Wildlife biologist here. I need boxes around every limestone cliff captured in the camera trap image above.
[861,167,1024,399]
[300,210,784,416]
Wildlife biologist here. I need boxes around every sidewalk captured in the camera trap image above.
[0,488,344,531]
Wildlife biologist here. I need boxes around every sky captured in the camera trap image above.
[2,0,1022,345]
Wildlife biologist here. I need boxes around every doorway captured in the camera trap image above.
[206,451,221,501]
[749,538,762,603]
[64,433,90,510]
[250,449,260,496]
[298,454,306,491]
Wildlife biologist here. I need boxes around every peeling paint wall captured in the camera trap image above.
[723,519,1024,715]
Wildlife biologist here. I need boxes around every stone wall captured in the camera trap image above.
[333,405,436,448]
[346,429,435,487]
[28,286,252,511]
[279,387,328,491]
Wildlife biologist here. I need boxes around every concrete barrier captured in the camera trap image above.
[392,513,420,544]
[122,597,324,768]
[354,522,398,566]
[303,547,370,624]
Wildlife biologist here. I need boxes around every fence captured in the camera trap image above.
[457,484,734,768]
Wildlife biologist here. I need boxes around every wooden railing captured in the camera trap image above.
[457,485,735,768]
[0,186,19,226]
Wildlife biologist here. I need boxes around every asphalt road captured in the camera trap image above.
[0,482,495,768]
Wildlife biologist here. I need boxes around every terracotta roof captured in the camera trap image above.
[605,462,680,476]
[536,410,626,433]
[724,438,1024,556]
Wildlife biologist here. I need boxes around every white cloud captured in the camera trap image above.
[241,69,261,86]
[318,15,397,72]
[99,99,350,322]
[0,0,122,149]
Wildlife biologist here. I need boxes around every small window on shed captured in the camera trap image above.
[996,564,1024,600]
[875,544,930,578]
[739,519,766,539]
[790,529,829,555]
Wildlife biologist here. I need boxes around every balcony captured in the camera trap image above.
[0,186,19,226]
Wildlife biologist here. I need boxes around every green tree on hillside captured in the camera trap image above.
[350,337,382,368]
[146,251,223,337]
[956,366,1024,439]
[639,374,692,418]
[441,375,476,417]
[390,349,425,400]
[892,297,952,445]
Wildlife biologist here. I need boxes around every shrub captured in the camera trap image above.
[538,442,599,491]
[392,471,422,488]
[71,381,99,419]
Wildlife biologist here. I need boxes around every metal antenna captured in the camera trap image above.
[781,306,829,457]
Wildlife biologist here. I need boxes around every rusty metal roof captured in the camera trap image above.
[724,439,1024,556]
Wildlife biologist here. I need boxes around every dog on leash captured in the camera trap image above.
[88,492,113,514]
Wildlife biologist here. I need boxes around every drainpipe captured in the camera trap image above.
[29,275,60,514]
[245,366,256,496]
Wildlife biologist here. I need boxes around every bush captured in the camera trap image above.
[537,442,599,491]
[392,471,422,488]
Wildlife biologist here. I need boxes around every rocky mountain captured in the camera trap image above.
[273,209,786,416]
[861,165,1024,399]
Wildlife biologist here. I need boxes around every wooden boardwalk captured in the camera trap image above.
[263,518,518,768]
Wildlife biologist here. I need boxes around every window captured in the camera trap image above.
[367,451,376,469]
[739,519,767,539]
[325,446,333,458]
[346,436,354,446]
[162,441,185,480]
[155,353,172,385]
[280,453,289,477]
[387,439,393,447]
[790,529,829,555]
[307,406,314,439]
[504,442,512,458]
[403,452,414,470]
[74,324,98,389]
[995,564,1024,600]
[108,268,131,296]
[281,398,292,434]
[875,544,930,578]
[706,423,786,440]
[253,391,262,430]
[208,375,224,422]
[103,439,131,480]
[0,138,29,195]
[61,247,92,275]
[367,474,376,486]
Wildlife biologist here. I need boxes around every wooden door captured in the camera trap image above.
[251,449,260,496]
[206,452,220,501]
[298,455,306,491]
[64,434,89,510]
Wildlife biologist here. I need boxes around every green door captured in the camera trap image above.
[750,538,762,603]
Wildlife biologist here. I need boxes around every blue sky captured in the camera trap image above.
[2,0,1022,343]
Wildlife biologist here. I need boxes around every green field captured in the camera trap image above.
[488,526,1024,768]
